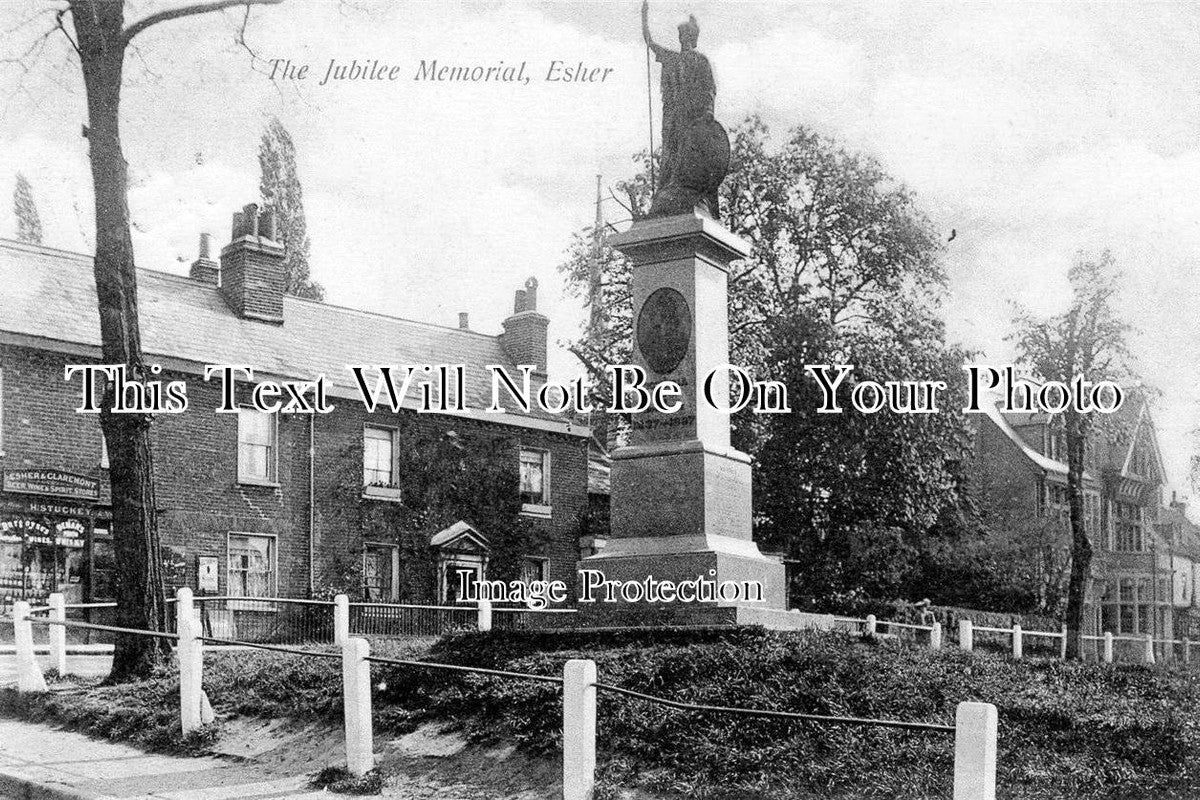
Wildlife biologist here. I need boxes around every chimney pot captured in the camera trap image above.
[189,231,220,285]
[458,312,470,330]
[259,208,276,240]
[524,277,538,311]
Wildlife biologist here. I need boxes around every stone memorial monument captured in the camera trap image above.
[578,3,789,625]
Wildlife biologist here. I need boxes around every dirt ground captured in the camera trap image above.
[212,716,567,799]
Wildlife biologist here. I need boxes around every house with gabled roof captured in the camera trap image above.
[970,387,1198,657]
[0,204,590,610]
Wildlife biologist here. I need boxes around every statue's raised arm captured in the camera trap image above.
[638,1,730,219]
[642,1,669,58]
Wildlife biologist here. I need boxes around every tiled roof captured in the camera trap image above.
[0,238,582,435]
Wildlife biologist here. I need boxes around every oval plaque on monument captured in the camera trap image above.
[636,287,692,374]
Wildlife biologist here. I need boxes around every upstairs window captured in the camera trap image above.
[237,407,277,483]
[0,367,5,455]
[363,426,397,487]
[1114,503,1144,552]
[519,448,550,510]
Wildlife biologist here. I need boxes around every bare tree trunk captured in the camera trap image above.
[71,2,170,682]
[1063,410,1093,660]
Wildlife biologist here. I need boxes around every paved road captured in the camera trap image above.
[0,653,112,686]
[0,719,328,799]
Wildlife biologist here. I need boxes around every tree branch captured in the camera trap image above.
[56,8,81,56]
[122,0,283,45]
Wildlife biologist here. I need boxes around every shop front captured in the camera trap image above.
[0,469,110,606]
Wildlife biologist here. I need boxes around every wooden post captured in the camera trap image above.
[48,592,67,676]
[1059,624,1067,661]
[930,621,942,650]
[478,599,492,633]
[1011,624,1022,659]
[341,637,374,776]
[959,619,973,652]
[13,601,47,693]
[563,659,597,800]
[953,702,998,800]
[334,594,349,646]
[865,614,877,636]
[1144,633,1155,665]
[1103,632,1113,664]
[177,588,202,735]
[1184,638,1191,665]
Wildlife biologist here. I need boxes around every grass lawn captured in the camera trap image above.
[2,627,1198,798]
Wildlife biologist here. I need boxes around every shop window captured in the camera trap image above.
[363,542,398,602]
[228,533,276,604]
[362,426,402,499]
[237,407,277,484]
[519,448,550,514]
[0,367,4,455]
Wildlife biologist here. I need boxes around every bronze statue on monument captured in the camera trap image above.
[641,0,731,220]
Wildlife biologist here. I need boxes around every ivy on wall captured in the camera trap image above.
[316,416,549,602]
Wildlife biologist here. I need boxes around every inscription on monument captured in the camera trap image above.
[636,287,692,374]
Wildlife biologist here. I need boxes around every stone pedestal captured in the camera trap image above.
[579,212,786,625]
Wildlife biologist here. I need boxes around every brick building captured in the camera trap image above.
[0,206,590,607]
[970,391,1200,653]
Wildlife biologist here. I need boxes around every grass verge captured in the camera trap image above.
[2,628,1198,798]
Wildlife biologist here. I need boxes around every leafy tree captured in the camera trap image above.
[3,0,286,681]
[1009,251,1133,659]
[12,172,43,244]
[559,118,975,605]
[259,117,324,300]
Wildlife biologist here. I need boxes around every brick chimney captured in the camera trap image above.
[500,277,548,377]
[219,203,285,323]
[189,232,220,285]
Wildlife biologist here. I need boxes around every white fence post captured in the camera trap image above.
[1059,624,1067,661]
[1103,632,1113,664]
[1011,624,1022,659]
[478,599,492,632]
[959,619,973,652]
[563,659,597,800]
[13,601,47,693]
[1184,638,1191,665]
[1143,633,1155,665]
[177,588,202,735]
[953,702,998,800]
[930,621,942,650]
[865,614,877,636]
[334,594,349,646]
[48,592,67,676]
[342,637,374,776]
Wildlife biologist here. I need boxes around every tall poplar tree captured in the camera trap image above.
[259,117,324,300]
[12,172,43,245]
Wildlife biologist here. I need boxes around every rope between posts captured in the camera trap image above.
[365,654,564,685]
[198,636,342,660]
[23,617,180,641]
[592,682,956,733]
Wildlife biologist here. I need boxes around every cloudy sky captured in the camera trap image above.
[2,0,1199,499]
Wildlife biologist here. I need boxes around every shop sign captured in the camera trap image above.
[0,517,87,548]
[3,470,100,502]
